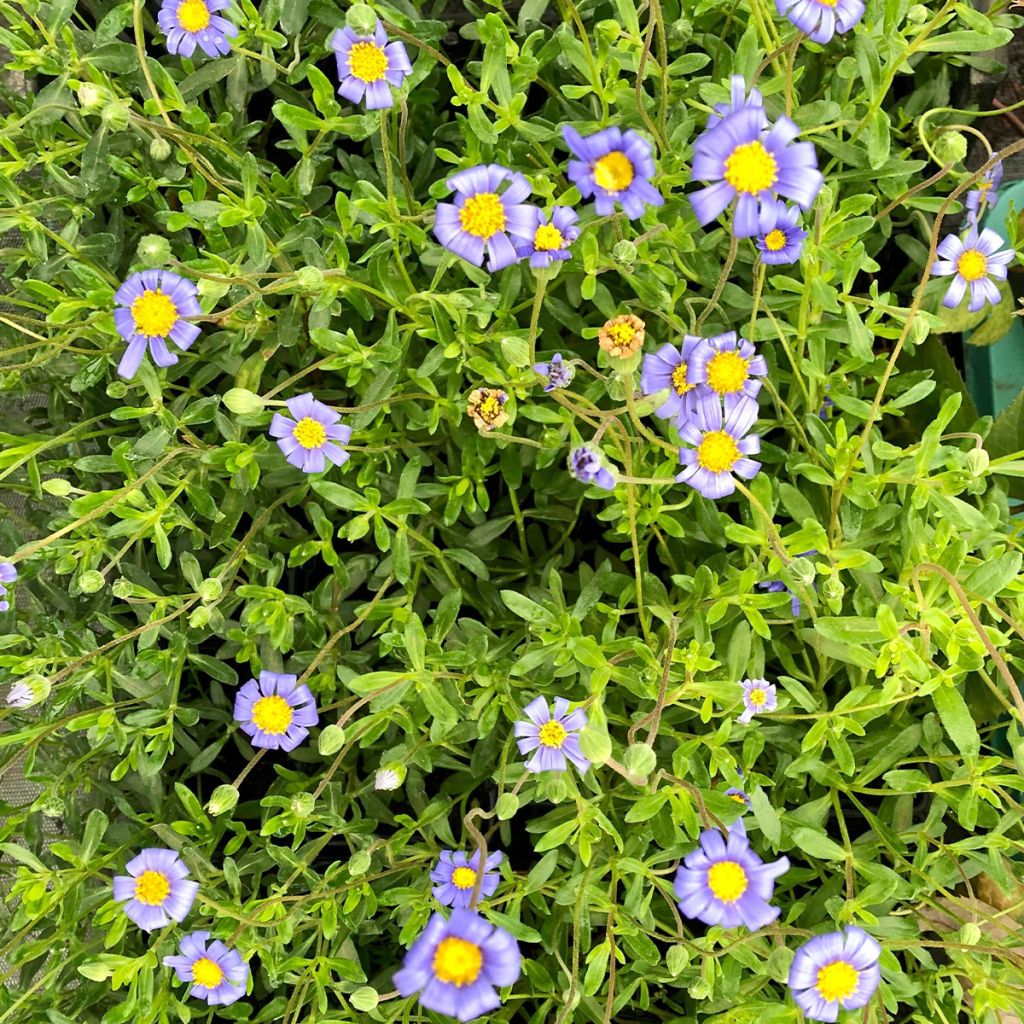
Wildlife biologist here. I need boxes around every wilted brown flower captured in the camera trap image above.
[466,388,509,431]
[598,314,645,358]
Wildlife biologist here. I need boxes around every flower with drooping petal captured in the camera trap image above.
[533,353,574,392]
[467,388,509,431]
[932,225,1013,313]
[0,563,16,612]
[965,159,1003,219]
[113,848,199,932]
[393,909,521,1022]
[687,332,767,408]
[6,682,34,708]
[562,126,663,219]
[775,0,865,44]
[755,199,807,264]
[711,74,766,127]
[738,678,777,724]
[640,338,702,424]
[690,106,823,237]
[674,821,789,929]
[269,393,351,474]
[233,671,319,752]
[513,207,579,268]
[431,850,503,908]
[113,270,201,380]
[514,696,590,774]
[164,930,250,1007]
[433,165,535,272]
[788,927,882,1022]
[676,395,761,500]
[598,314,645,359]
[568,446,616,491]
[331,23,412,110]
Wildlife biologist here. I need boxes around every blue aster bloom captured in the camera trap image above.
[513,207,579,268]
[0,563,16,612]
[562,125,663,220]
[676,394,761,500]
[113,848,199,931]
[640,338,702,425]
[932,225,1013,313]
[157,0,237,58]
[430,850,503,908]
[710,75,766,127]
[568,446,615,491]
[331,23,412,109]
[965,160,1003,219]
[776,0,865,43]
[755,199,808,264]
[393,909,521,1022]
[690,106,823,237]
[788,927,882,1022]
[164,931,250,1006]
[433,165,535,272]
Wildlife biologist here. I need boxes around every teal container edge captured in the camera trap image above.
[963,179,1024,418]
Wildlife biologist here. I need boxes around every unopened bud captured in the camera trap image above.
[375,762,405,791]
[101,100,130,132]
[623,742,657,778]
[318,723,346,756]
[149,136,172,161]
[611,239,637,271]
[291,793,315,818]
[966,448,989,477]
[137,234,171,265]
[79,569,105,594]
[198,578,223,602]
[346,3,378,36]
[77,82,104,109]
[207,784,239,816]
[42,478,73,497]
[933,131,968,166]
[350,987,379,1012]
[223,388,265,416]
[496,793,519,820]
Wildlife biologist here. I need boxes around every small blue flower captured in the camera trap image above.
[430,850,503,908]
[513,207,579,268]
[569,446,615,491]
[157,0,237,58]
[755,200,808,265]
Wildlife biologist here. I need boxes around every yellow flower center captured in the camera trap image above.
[607,322,636,347]
[133,869,171,906]
[131,290,178,337]
[815,961,859,1002]
[705,350,751,396]
[697,430,740,474]
[956,249,988,282]
[432,937,483,987]
[816,0,838,7]
[672,362,692,395]
[451,866,478,890]
[706,860,748,903]
[348,41,388,83]
[534,223,565,251]
[749,687,767,707]
[729,792,747,804]
[592,151,635,192]
[459,193,506,239]
[765,228,787,251]
[251,694,294,735]
[177,0,211,32]
[292,416,327,450]
[538,720,567,748]
[191,957,224,989]
[723,140,778,195]
[477,394,503,423]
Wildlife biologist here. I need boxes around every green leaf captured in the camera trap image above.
[931,685,980,759]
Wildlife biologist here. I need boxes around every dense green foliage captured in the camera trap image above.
[3,0,1024,1021]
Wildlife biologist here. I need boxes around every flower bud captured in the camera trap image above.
[966,448,989,477]
[291,793,315,818]
[77,82,104,109]
[374,762,405,791]
[78,569,106,594]
[222,388,266,416]
[350,987,379,1012]
[318,723,346,756]
[136,234,172,266]
[149,136,172,161]
[496,793,519,820]
[346,2,378,35]
[107,380,129,400]
[611,239,637,272]
[207,784,239,816]
[959,921,982,945]
[907,3,928,21]
[623,742,657,778]
[42,478,73,497]
[668,16,693,44]
[295,265,324,291]
[101,100,130,132]
[349,848,372,875]
[41,795,66,819]
[933,131,967,166]
[198,577,223,602]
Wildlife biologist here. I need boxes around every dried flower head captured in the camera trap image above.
[467,388,509,431]
[598,314,645,359]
